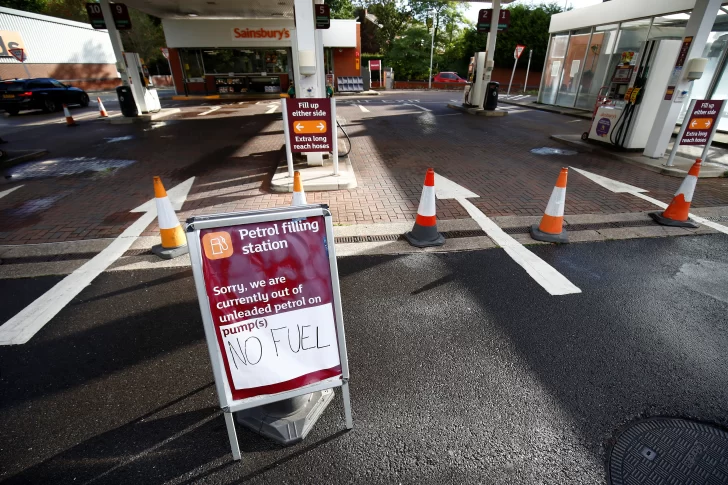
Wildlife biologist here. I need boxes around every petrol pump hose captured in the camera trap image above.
[337,119,352,157]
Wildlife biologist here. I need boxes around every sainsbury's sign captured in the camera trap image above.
[232,28,290,41]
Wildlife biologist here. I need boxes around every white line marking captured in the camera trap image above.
[407,103,431,112]
[571,166,728,236]
[198,106,220,116]
[357,104,370,113]
[238,101,245,105]
[450,99,458,103]
[434,173,581,296]
[0,177,195,345]
[566,119,582,123]
[0,185,23,200]
[265,103,279,114]
[458,198,582,296]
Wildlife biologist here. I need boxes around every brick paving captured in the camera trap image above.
[1,96,728,245]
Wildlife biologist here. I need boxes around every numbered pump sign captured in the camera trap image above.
[187,205,352,460]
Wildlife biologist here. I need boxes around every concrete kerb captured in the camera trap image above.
[551,134,728,178]
[270,154,357,192]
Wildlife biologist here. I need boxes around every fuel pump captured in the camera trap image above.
[123,52,161,114]
[588,39,681,149]
[463,52,486,108]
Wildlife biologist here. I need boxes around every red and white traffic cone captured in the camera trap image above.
[292,171,307,206]
[405,168,445,247]
[650,159,701,228]
[62,104,77,127]
[531,167,569,243]
[97,97,108,118]
[151,176,189,259]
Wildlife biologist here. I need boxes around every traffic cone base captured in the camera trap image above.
[650,158,701,228]
[405,168,445,247]
[649,210,698,228]
[530,224,569,243]
[151,176,189,260]
[531,167,569,243]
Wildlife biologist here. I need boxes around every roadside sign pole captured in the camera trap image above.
[701,107,725,163]
[281,97,295,178]
[524,49,533,93]
[507,57,518,96]
[665,98,696,167]
[331,97,339,175]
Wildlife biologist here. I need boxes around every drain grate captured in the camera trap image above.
[607,417,728,485]
[705,215,728,222]
[334,234,403,244]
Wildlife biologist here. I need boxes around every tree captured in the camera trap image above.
[325,0,356,19]
[386,25,432,80]
[0,0,46,14]
[119,9,167,71]
[42,0,87,22]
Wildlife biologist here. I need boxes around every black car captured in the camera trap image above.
[0,78,90,115]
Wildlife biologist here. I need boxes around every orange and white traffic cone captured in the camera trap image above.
[405,168,445,247]
[531,167,569,243]
[292,171,307,206]
[151,176,189,259]
[63,104,77,127]
[97,97,108,118]
[650,158,701,228]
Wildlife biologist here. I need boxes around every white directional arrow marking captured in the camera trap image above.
[691,119,698,128]
[317,122,325,131]
[570,166,728,236]
[0,177,195,345]
[706,120,711,128]
[266,103,279,114]
[0,185,23,200]
[296,123,304,131]
[435,174,581,296]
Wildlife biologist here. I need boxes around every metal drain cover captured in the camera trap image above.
[608,417,728,485]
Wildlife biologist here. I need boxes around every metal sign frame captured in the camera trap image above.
[186,204,353,461]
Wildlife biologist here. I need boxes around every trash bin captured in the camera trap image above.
[116,85,138,117]
[484,81,499,111]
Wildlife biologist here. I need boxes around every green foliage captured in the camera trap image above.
[386,25,432,81]
[0,0,46,14]
[42,0,88,22]
[325,0,356,19]
[119,9,167,70]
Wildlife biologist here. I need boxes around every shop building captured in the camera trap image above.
[162,18,360,96]
[539,0,728,130]
[0,7,119,90]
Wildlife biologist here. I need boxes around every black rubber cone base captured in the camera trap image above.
[235,390,334,446]
[649,211,698,228]
[530,224,569,243]
[151,244,189,260]
[405,223,445,248]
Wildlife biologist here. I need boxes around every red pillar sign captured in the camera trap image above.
[286,98,333,153]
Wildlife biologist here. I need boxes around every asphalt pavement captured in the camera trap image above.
[2,234,727,484]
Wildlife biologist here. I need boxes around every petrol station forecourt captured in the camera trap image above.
[3,0,728,483]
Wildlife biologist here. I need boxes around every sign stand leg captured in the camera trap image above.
[331,98,339,176]
[341,381,353,429]
[224,411,242,461]
[281,97,295,178]
[665,99,695,167]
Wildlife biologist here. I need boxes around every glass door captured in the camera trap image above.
[555,29,592,108]
[575,24,619,110]
[539,34,569,105]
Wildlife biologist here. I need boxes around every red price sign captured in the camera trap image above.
[477,9,510,33]
[286,98,333,153]
[369,59,381,71]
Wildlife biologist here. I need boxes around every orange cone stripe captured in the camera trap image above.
[555,168,568,188]
[424,168,435,187]
[688,159,702,177]
[415,214,437,227]
[153,176,168,198]
[539,214,563,234]
[662,194,690,222]
[160,225,186,248]
[293,171,303,192]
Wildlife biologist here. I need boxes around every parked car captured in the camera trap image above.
[0,78,90,115]
[433,72,467,83]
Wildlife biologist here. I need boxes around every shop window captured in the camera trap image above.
[575,24,619,110]
[200,49,288,74]
[180,49,204,81]
[539,34,569,105]
[649,12,689,41]
[556,28,592,108]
